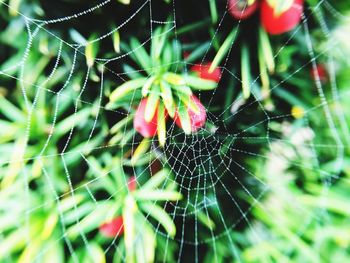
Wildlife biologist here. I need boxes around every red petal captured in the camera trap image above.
[261,0,304,35]
[127,176,137,191]
[174,95,207,132]
[99,217,124,238]
[133,98,158,138]
[228,0,260,20]
[191,63,221,83]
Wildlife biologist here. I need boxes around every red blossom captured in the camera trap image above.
[228,0,260,20]
[174,95,207,132]
[190,63,221,83]
[99,217,124,238]
[133,98,158,138]
[127,176,137,191]
[260,0,304,35]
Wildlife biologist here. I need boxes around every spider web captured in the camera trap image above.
[0,0,349,262]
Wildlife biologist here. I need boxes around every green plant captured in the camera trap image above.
[0,0,349,262]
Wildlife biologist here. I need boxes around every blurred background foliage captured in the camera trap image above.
[0,0,350,262]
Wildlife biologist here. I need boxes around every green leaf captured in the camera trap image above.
[122,64,144,79]
[183,75,217,90]
[59,194,85,212]
[241,44,251,99]
[209,27,220,51]
[176,19,211,35]
[173,85,192,96]
[163,72,185,85]
[54,108,91,138]
[41,213,59,240]
[64,202,96,225]
[123,152,156,167]
[110,157,129,194]
[157,103,166,147]
[42,240,64,263]
[109,78,147,103]
[112,30,121,53]
[85,35,100,67]
[120,129,136,147]
[184,41,211,63]
[274,88,309,108]
[84,243,106,263]
[152,25,171,60]
[177,92,200,114]
[0,227,27,259]
[1,137,27,188]
[144,86,160,122]
[299,194,350,217]
[142,76,156,97]
[259,27,275,73]
[142,168,169,190]
[0,95,25,122]
[18,239,42,263]
[140,221,156,263]
[275,225,319,263]
[140,202,176,237]
[8,0,21,16]
[162,43,173,69]
[69,29,87,46]
[197,210,215,230]
[24,55,51,86]
[160,80,175,117]
[131,138,151,165]
[110,115,133,134]
[67,203,112,238]
[123,196,137,263]
[172,39,181,64]
[151,27,163,61]
[0,120,19,143]
[133,190,182,201]
[209,27,238,73]
[177,100,192,134]
[118,0,131,4]
[39,35,49,55]
[130,38,152,72]
[258,38,270,99]
[208,0,218,24]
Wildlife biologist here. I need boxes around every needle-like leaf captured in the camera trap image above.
[241,44,251,99]
[160,81,175,117]
[144,86,160,122]
[109,78,147,103]
[209,27,238,73]
[157,103,166,147]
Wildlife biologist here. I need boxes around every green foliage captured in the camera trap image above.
[0,0,349,262]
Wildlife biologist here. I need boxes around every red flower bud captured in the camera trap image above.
[99,217,124,238]
[133,98,158,138]
[191,63,221,83]
[310,64,328,83]
[127,176,137,191]
[228,0,260,20]
[261,0,304,35]
[174,95,207,132]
